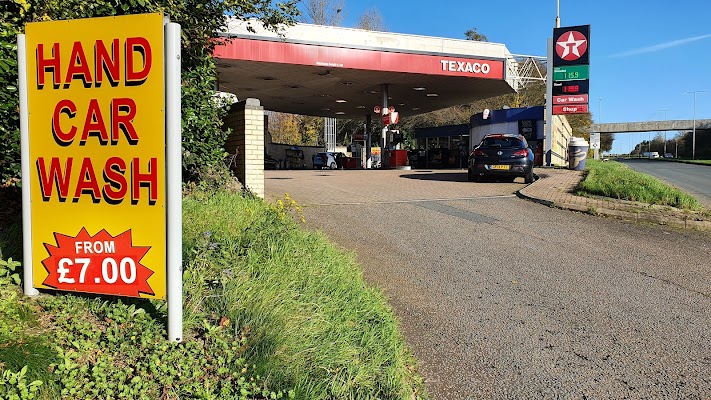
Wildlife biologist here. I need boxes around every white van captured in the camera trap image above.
[648,152,660,159]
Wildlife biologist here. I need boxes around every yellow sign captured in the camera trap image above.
[25,14,166,298]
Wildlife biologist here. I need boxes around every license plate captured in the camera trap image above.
[490,164,509,170]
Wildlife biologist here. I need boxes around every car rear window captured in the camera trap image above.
[481,137,524,147]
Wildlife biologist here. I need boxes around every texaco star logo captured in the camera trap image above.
[556,30,588,61]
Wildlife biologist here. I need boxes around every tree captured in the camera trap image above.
[300,116,323,146]
[0,0,299,186]
[300,0,344,26]
[356,7,386,31]
[336,118,366,144]
[0,0,29,187]
[465,28,488,42]
[268,113,301,144]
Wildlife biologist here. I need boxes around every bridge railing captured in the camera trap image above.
[591,119,711,133]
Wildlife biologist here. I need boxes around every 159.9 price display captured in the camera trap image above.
[41,228,155,297]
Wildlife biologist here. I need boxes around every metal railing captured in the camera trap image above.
[506,54,547,91]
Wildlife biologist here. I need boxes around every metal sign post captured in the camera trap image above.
[590,131,600,160]
[18,34,39,297]
[165,20,183,343]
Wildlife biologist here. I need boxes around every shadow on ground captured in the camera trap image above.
[400,171,469,182]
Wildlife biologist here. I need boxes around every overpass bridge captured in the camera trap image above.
[591,119,711,133]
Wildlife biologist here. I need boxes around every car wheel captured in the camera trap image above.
[524,168,534,184]
[329,162,337,170]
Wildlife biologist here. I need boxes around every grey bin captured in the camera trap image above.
[568,137,589,170]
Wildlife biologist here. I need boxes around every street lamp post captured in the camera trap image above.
[598,98,602,123]
[659,109,668,156]
[596,98,602,160]
[684,91,707,160]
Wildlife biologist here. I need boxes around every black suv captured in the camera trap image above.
[468,134,534,183]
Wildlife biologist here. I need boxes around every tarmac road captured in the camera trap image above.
[618,158,711,209]
[266,169,711,399]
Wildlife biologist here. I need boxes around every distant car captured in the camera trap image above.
[648,151,660,159]
[468,133,535,183]
[264,153,280,169]
[407,148,427,168]
[312,152,344,169]
[664,153,674,158]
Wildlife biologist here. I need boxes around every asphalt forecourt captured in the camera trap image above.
[268,167,711,399]
[265,168,524,206]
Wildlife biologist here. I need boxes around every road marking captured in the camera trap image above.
[302,194,517,207]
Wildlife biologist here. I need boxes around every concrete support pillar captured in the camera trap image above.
[381,83,389,167]
[366,114,372,168]
[223,98,265,197]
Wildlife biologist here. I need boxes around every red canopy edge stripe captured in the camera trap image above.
[214,38,505,80]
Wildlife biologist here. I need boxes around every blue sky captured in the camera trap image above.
[331,0,711,154]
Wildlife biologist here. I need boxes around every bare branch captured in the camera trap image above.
[301,0,345,26]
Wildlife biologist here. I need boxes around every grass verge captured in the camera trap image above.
[577,160,704,211]
[0,188,426,399]
[181,190,425,399]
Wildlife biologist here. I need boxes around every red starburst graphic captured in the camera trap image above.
[555,30,588,61]
[42,228,154,297]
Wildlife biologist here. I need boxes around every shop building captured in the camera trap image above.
[414,106,573,168]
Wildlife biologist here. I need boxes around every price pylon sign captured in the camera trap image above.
[552,25,590,115]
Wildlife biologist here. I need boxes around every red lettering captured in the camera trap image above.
[103,157,128,202]
[37,38,154,88]
[37,157,159,204]
[37,43,61,87]
[74,158,100,201]
[52,99,77,145]
[125,37,152,84]
[52,98,139,146]
[37,157,73,201]
[111,98,138,144]
[131,158,157,204]
[80,99,109,144]
[64,41,93,86]
[95,39,120,86]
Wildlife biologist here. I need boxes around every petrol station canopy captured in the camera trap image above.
[214,19,520,120]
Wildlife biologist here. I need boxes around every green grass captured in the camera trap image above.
[577,160,703,211]
[0,337,58,385]
[0,258,61,399]
[0,189,426,399]
[182,190,425,399]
